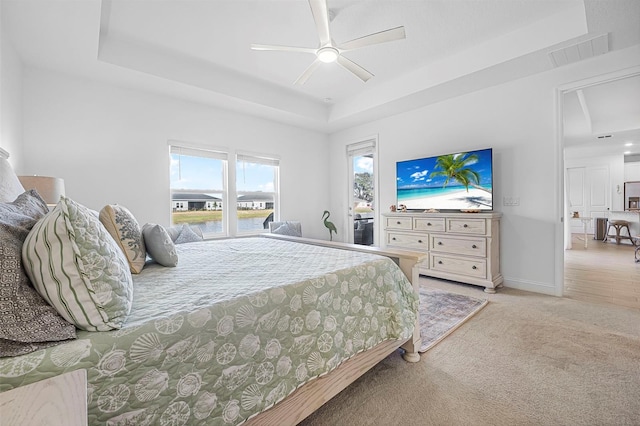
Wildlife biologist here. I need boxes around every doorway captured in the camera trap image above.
[347,138,378,246]
[558,68,640,304]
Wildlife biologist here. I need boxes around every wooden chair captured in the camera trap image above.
[603,220,635,245]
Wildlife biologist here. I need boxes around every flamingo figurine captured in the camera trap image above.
[322,210,337,241]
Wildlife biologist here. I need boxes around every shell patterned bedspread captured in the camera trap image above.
[0,237,418,425]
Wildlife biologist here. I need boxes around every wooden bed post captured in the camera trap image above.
[397,258,422,363]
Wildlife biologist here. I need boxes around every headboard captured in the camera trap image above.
[0,148,26,202]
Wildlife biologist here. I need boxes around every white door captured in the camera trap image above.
[567,165,609,234]
[347,139,377,245]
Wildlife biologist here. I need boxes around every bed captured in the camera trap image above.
[0,149,423,424]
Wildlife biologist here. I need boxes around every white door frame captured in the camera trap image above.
[346,136,379,244]
[555,65,640,297]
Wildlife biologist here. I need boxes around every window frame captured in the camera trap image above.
[169,143,229,238]
[235,152,280,235]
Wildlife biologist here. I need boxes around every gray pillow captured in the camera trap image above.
[142,223,178,267]
[273,222,302,237]
[174,224,204,244]
[167,225,203,242]
[0,190,76,357]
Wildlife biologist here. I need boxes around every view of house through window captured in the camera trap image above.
[169,146,279,236]
[170,145,227,236]
[236,154,279,233]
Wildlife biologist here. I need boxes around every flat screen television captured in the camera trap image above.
[396,148,493,211]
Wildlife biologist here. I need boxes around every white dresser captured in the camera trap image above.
[383,212,503,293]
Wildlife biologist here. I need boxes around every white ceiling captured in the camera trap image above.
[563,74,640,158]
[3,0,640,137]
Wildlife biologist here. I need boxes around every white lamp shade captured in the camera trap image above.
[18,175,65,205]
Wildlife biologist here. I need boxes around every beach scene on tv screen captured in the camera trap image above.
[397,149,493,210]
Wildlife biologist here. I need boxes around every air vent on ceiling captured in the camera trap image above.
[548,34,609,68]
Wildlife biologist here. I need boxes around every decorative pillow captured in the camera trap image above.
[99,205,146,274]
[0,190,76,357]
[174,224,204,244]
[167,225,203,242]
[142,223,178,267]
[22,196,133,331]
[273,222,302,237]
[0,157,25,203]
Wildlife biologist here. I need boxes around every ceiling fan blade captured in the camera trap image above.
[339,26,406,51]
[337,55,373,82]
[294,59,322,85]
[309,0,332,46]
[251,44,316,54]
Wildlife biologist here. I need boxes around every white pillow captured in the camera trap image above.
[0,158,25,203]
[273,222,302,237]
[22,196,134,331]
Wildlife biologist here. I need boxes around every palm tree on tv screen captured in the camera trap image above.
[430,153,491,193]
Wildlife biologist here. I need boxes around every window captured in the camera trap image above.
[170,145,227,237]
[236,153,279,233]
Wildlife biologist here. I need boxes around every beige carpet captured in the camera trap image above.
[300,277,640,426]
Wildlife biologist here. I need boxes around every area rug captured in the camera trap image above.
[418,287,488,353]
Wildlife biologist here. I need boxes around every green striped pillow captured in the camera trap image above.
[22,196,133,331]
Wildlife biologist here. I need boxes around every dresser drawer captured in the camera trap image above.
[430,254,486,278]
[386,216,413,230]
[414,217,445,232]
[447,218,486,235]
[387,232,429,251]
[430,235,486,257]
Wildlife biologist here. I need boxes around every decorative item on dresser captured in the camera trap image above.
[384,211,502,293]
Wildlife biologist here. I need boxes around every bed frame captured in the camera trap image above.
[1,146,426,425]
[248,234,426,425]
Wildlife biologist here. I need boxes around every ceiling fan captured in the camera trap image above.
[251,0,406,85]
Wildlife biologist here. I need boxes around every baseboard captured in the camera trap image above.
[502,277,557,296]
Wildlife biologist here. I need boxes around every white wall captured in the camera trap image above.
[328,45,640,296]
[21,68,330,239]
[0,10,24,169]
[625,161,640,181]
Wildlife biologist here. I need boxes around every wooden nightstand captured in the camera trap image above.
[0,369,87,426]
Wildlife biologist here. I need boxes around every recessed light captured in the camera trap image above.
[624,151,631,154]
[625,142,633,147]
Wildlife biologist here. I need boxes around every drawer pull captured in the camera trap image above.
[396,221,401,225]
[392,237,396,241]
[418,239,423,243]
[472,244,477,249]
[472,265,477,270]
[463,224,468,228]
[438,260,443,264]
[427,222,432,226]
[438,241,443,245]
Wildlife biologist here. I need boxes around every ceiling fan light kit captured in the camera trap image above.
[317,47,339,63]
[251,0,405,85]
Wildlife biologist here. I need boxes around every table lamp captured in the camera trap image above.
[18,175,65,208]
